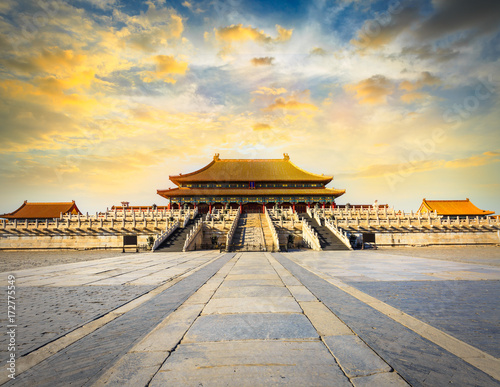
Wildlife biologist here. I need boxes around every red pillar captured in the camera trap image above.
[322,203,325,209]
[209,203,212,213]
[293,203,296,212]
[239,203,243,212]
[262,204,265,213]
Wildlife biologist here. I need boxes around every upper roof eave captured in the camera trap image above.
[168,156,334,185]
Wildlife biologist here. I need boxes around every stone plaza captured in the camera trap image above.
[1,248,499,386]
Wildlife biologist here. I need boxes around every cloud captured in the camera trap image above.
[252,87,287,95]
[264,97,318,112]
[181,1,203,12]
[211,24,293,57]
[415,0,500,42]
[344,75,394,104]
[2,48,87,76]
[339,150,500,180]
[399,71,441,92]
[310,47,327,56]
[351,6,420,51]
[83,0,118,10]
[114,3,184,52]
[401,45,459,62]
[250,57,274,66]
[253,123,271,131]
[445,151,500,169]
[400,91,427,104]
[141,55,189,83]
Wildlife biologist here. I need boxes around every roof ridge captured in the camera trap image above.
[26,202,75,205]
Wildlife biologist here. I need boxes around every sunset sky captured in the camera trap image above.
[1,0,499,214]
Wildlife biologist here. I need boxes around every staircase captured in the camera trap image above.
[301,213,350,250]
[230,213,266,251]
[259,213,276,251]
[156,214,202,252]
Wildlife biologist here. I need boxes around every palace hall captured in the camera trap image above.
[157,154,345,213]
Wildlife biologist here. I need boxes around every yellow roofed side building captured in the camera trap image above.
[418,198,494,217]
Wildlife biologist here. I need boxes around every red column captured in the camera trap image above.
[262,204,265,213]
[239,203,242,212]
[293,203,296,212]
[322,203,325,209]
[209,203,212,213]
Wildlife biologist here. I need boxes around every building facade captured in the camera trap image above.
[157,154,345,213]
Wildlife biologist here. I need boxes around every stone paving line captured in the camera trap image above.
[281,252,500,382]
[1,250,499,386]
[0,252,219,358]
[276,253,500,386]
[93,252,408,386]
[0,251,226,385]
[12,251,215,287]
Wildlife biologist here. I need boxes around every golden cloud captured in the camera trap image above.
[253,123,272,131]
[445,151,500,169]
[350,7,419,52]
[400,71,441,92]
[344,75,394,104]
[251,57,274,66]
[310,47,327,56]
[212,24,293,57]
[117,4,184,52]
[264,97,318,111]
[400,91,427,103]
[3,48,87,76]
[252,86,287,95]
[141,55,189,84]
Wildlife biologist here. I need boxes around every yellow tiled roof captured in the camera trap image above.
[170,155,333,184]
[0,201,81,219]
[158,187,345,198]
[419,198,494,216]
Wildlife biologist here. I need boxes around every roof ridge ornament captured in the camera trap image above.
[283,153,289,161]
[214,153,220,161]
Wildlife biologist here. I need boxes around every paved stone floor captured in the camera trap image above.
[1,249,499,386]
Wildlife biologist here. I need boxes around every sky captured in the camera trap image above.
[0,0,499,214]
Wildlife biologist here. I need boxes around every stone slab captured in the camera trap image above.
[202,297,302,315]
[351,371,409,387]
[323,335,391,377]
[213,285,290,298]
[280,275,302,286]
[132,303,204,352]
[182,313,318,342]
[300,301,354,336]
[287,285,317,301]
[150,341,351,386]
[92,351,168,386]
[220,279,283,287]
[225,274,278,280]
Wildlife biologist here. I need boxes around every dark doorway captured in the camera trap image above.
[243,203,263,213]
